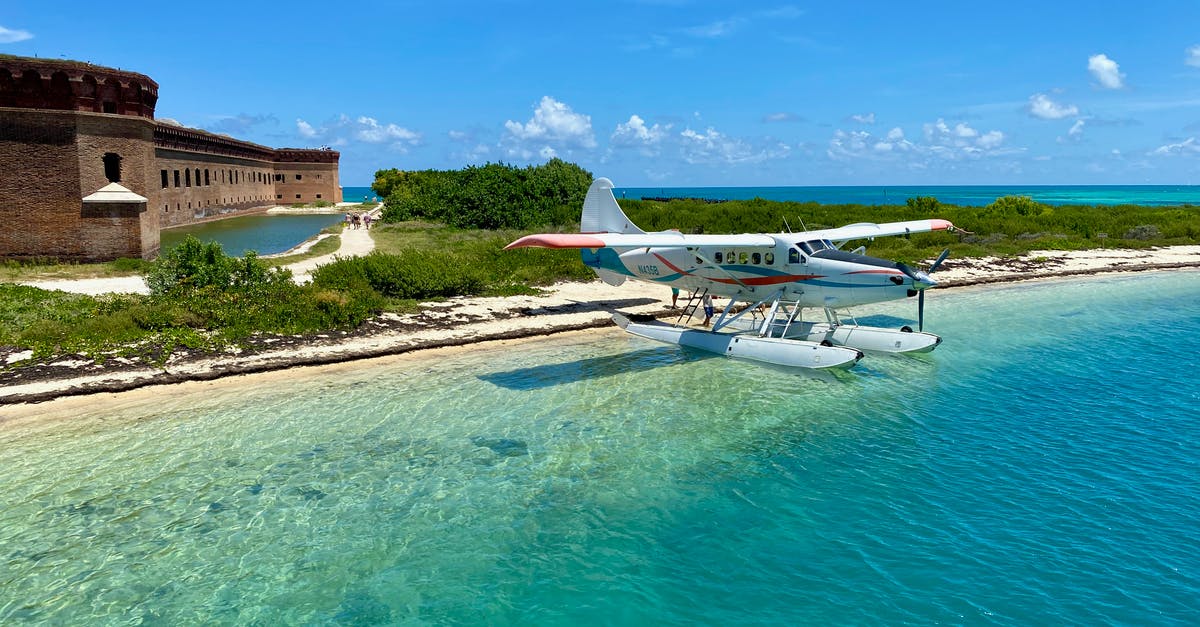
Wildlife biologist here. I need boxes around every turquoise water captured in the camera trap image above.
[342,186,378,202]
[160,214,344,257]
[2,272,1199,624]
[616,185,1200,207]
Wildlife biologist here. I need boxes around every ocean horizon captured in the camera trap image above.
[346,184,1200,207]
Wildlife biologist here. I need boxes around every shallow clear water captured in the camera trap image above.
[160,214,344,257]
[2,272,1198,624]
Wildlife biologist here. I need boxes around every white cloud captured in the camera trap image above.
[1187,45,1200,68]
[1150,137,1199,156]
[829,119,1007,163]
[1057,119,1085,144]
[295,115,422,150]
[679,127,790,164]
[355,116,420,145]
[1028,93,1079,119]
[502,96,596,159]
[610,115,671,156]
[0,25,33,43]
[296,119,317,138]
[977,130,1005,149]
[1088,53,1125,89]
[850,112,876,124]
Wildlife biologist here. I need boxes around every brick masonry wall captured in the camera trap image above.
[0,107,157,261]
[1,57,343,261]
[273,161,342,204]
[154,149,277,228]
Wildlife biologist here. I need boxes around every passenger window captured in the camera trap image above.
[752,252,761,264]
[727,251,734,263]
[765,252,774,265]
[714,252,723,263]
[739,252,748,264]
[789,248,800,264]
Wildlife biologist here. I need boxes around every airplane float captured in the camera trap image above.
[505,178,963,370]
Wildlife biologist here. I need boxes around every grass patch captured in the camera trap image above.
[0,257,153,282]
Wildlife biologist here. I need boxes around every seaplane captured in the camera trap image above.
[505,178,962,370]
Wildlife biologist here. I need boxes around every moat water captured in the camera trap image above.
[160,214,344,257]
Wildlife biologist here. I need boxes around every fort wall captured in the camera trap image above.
[0,54,342,261]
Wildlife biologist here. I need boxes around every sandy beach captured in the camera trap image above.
[3,244,1199,411]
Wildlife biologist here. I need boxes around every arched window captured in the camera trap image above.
[102,153,122,183]
[0,69,14,107]
[17,70,43,108]
[48,72,72,110]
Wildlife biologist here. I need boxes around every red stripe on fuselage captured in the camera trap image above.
[650,253,821,285]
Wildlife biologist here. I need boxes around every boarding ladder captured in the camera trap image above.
[675,287,709,326]
[758,297,805,338]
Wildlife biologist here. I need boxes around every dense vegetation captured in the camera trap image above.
[372,159,592,229]
[0,237,385,361]
[612,195,1200,263]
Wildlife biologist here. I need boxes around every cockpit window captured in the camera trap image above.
[799,239,834,254]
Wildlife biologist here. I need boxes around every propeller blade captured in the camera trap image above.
[929,248,950,273]
[918,289,925,332]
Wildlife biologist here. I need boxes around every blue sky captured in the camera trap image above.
[5,1,1200,186]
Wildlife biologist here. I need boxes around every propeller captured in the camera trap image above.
[916,248,950,332]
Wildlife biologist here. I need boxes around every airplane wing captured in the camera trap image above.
[803,219,958,246]
[505,231,776,250]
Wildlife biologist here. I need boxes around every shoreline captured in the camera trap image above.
[3,245,1199,409]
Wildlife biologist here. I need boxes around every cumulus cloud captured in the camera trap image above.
[679,127,790,164]
[1187,45,1200,68]
[502,96,596,159]
[1028,93,1080,120]
[0,25,33,43]
[829,119,1007,162]
[294,115,422,150]
[1088,54,1125,89]
[849,112,876,124]
[1150,137,1199,156]
[610,115,671,156]
[1057,119,1085,144]
[355,116,421,145]
[296,119,317,138]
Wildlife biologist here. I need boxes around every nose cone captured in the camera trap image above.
[911,270,937,289]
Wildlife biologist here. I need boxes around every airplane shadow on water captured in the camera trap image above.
[479,347,717,390]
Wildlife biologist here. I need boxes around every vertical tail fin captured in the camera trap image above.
[580,178,644,235]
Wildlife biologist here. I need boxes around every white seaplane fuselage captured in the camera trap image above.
[507,178,957,369]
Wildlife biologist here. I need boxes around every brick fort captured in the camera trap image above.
[0,54,342,261]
